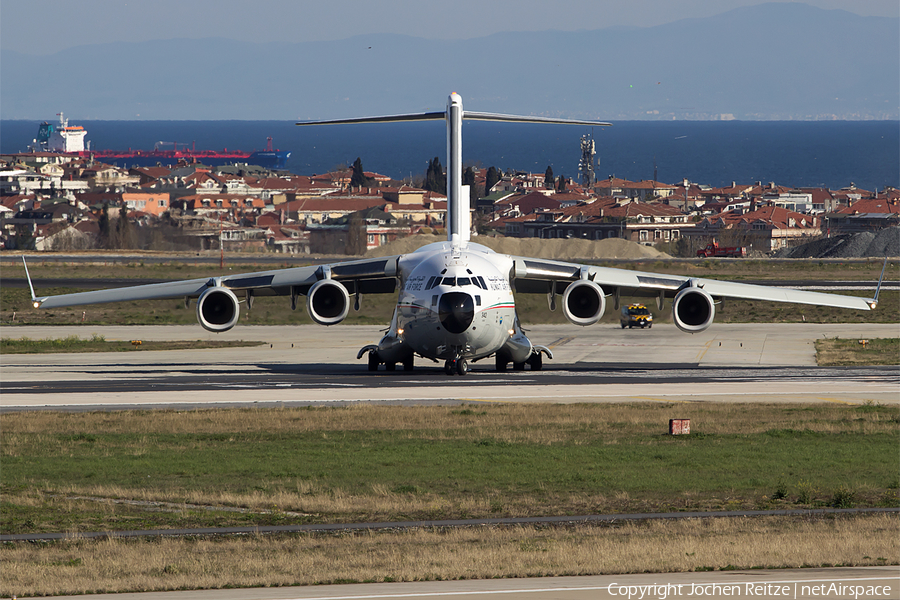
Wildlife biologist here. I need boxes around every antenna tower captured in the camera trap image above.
[579,133,596,188]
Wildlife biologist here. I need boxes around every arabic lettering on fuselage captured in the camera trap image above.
[486,276,510,291]
[404,275,427,291]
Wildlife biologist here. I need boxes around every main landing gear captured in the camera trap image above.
[494,346,551,372]
[359,346,414,372]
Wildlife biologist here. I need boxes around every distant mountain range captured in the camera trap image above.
[2,3,897,121]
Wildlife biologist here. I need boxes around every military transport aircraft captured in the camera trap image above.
[25,93,883,375]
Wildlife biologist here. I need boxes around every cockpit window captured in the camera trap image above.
[426,275,486,288]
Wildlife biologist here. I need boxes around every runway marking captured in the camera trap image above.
[694,340,713,363]
[258,576,899,600]
[4,389,899,410]
[818,396,860,405]
[632,395,696,404]
[458,398,513,404]
[266,587,605,599]
[547,336,576,348]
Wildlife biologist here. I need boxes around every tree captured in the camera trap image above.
[112,212,137,249]
[346,212,367,256]
[424,157,446,193]
[556,175,567,193]
[463,166,475,187]
[350,157,373,188]
[544,166,554,189]
[98,203,111,248]
[463,166,476,204]
[485,166,501,193]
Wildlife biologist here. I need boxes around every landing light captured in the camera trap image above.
[32,300,41,309]
[397,327,404,335]
[508,329,515,336]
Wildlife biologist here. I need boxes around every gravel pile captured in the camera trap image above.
[774,227,899,258]
[368,234,670,260]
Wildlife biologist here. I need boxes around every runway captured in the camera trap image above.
[30,566,900,600]
[2,323,897,409]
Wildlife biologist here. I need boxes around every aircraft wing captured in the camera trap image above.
[29,256,402,309]
[509,256,877,311]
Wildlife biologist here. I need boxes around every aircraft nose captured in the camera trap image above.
[438,292,474,334]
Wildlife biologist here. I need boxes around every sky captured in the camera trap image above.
[2,0,898,55]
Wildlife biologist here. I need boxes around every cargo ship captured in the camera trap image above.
[32,113,291,170]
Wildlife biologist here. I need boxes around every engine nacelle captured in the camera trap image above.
[562,280,606,326]
[673,287,716,333]
[307,279,350,326]
[196,287,240,332]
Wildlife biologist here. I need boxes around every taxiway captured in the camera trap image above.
[1,323,897,409]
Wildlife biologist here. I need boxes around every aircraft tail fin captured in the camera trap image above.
[297,96,612,248]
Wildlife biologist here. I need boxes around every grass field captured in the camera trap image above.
[815,338,900,366]
[1,402,898,596]
[0,334,264,354]
[3,514,897,597]
[3,404,897,535]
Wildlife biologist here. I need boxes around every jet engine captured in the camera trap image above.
[672,286,716,333]
[562,280,606,326]
[196,287,241,332]
[307,279,350,326]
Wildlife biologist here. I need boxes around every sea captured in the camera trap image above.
[2,119,898,192]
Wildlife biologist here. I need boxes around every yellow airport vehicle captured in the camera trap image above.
[620,304,653,329]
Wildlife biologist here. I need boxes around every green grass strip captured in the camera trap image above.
[2,404,897,534]
[815,337,900,366]
[0,335,264,353]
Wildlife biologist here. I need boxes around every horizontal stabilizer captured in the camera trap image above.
[297,112,446,126]
[463,111,611,127]
[298,111,610,127]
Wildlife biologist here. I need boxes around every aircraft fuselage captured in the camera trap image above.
[373,242,534,372]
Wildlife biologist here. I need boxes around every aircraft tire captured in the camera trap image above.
[368,352,379,371]
[528,353,543,371]
[444,360,455,376]
[403,356,414,371]
[513,361,526,371]
[385,362,396,372]
[456,358,468,376]
[495,354,508,371]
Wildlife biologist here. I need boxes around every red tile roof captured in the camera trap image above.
[834,197,900,215]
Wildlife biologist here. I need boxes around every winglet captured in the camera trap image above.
[868,256,888,309]
[22,256,41,308]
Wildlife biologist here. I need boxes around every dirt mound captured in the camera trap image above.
[773,227,899,258]
[368,234,669,260]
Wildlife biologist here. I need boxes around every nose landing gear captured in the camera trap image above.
[444,356,468,376]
